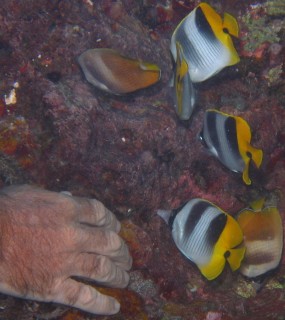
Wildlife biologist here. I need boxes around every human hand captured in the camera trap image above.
[0,184,132,315]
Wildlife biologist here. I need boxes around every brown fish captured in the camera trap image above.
[237,198,283,278]
[78,48,161,94]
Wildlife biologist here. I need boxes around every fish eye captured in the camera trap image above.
[223,28,229,34]
[224,250,231,258]
[246,151,252,159]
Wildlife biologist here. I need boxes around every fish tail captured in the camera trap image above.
[223,12,239,37]
[251,147,263,168]
[242,145,263,185]
[227,247,246,271]
[139,60,161,73]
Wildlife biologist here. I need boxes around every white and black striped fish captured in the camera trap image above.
[158,198,245,280]
[199,109,263,185]
[170,2,240,83]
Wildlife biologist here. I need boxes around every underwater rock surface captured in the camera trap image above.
[0,0,285,319]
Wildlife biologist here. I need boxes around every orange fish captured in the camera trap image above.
[78,48,161,94]
[237,198,283,278]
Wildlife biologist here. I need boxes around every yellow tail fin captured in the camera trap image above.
[223,12,239,37]
[227,247,246,271]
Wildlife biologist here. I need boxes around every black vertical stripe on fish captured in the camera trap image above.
[206,213,227,247]
[192,11,229,73]
[174,12,224,76]
[175,26,202,70]
[195,6,217,43]
[202,111,245,173]
[223,116,241,163]
[169,201,188,229]
[215,113,244,173]
[205,111,221,152]
[183,200,212,238]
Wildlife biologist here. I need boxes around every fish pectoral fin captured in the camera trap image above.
[226,247,246,271]
[198,254,226,281]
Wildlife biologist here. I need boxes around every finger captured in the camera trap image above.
[55,278,120,315]
[73,197,121,232]
[75,228,132,271]
[73,254,130,288]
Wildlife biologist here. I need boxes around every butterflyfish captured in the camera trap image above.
[78,48,161,94]
[157,199,245,280]
[173,41,196,120]
[237,198,283,279]
[199,109,263,185]
[170,2,240,83]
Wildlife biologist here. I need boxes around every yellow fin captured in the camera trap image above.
[199,3,240,66]
[250,198,265,211]
[199,3,222,33]
[175,42,189,116]
[235,115,263,184]
[219,213,244,248]
[241,146,263,185]
[199,253,226,280]
[78,48,161,94]
[249,146,263,168]
[235,116,251,146]
[227,247,246,271]
[223,12,239,37]
[199,213,244,280]
[139,60,161,73]
[242,158,251,185]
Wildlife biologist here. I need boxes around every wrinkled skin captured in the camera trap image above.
[0,185,132,315]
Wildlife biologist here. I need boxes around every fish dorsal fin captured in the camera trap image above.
[223,12,239,37]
